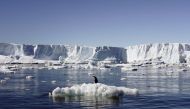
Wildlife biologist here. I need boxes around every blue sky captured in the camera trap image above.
[0,0,190,46]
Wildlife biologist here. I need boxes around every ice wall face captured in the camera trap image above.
[34,45,68,60]
[0,43,190,64]
[65,46,95,63]
[0,43,127,63]
[23,45,34,56]
[0,43,15,56]
[126,43,190,64]
[0,43,24,56]
[64,46,127,63]
[0,43,68,60]
[93,46,127,63]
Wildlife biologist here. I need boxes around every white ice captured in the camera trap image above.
[0,43,190,68]
[51,83,138,98]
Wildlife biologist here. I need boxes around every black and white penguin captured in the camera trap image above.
[92,75,98,83]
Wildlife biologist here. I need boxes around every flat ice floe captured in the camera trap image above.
[51,83,138,98]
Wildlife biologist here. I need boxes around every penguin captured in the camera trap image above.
[92,75,98,83]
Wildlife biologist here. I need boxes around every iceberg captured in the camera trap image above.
[51,83,138,98]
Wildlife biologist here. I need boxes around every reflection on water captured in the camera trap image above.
[52,95,121,107]
[122,68,190,95]
[1,67,190,109]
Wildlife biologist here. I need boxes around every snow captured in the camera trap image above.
[51,83,138,98]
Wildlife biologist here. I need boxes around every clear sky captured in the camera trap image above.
[0,0,190,47]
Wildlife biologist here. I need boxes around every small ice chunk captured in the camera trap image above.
[66,80,70,82]
[41,81,47,83]
[168,71,174,73]
[4,77,10,80]
[0,80,6,84]
[26,76,35,79]
[51,80,57,84]
[120,77,127,81]
[25,89,30,91]
[49,92,52,97]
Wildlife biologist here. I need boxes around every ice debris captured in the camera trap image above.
[120,77,127,81]
[26,76,34,79]
[0,80,6,84]
[51,80,57,84]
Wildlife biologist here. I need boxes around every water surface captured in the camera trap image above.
[0,68,190,109]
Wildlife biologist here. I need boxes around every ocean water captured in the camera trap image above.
[0,67,190,109]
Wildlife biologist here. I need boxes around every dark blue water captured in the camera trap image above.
[1,67,190,109]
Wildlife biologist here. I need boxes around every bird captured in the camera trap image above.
[92,75,98,83]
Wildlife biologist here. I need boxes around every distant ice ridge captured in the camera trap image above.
[127,43,190,64]
[51,83,138,98]
[0,43,127,63]
[0,43,190,64]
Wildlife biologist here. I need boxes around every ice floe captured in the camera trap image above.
[26,76,35,79]
[51,83,138,98]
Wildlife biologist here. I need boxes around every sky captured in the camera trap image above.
[0,0,190,47]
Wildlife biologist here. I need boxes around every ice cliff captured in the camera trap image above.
[126,43,190,64]
[0,43,190,64]
[0,43,126,63]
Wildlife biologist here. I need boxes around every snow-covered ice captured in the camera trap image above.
[51,83,138,98]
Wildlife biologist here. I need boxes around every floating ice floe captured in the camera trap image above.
[4,77,10,80]
[26,76,35,79]
[51,83,138,98]
[51,80,57,84]
[41,81,47,83]
[121,66,138,72]
[0,66,15,74]
[0,80,6,84]
[120,77,127,81]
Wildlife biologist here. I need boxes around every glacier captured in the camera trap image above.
[0,43,190,65]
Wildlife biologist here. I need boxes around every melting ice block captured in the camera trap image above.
[51,83,138,98]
